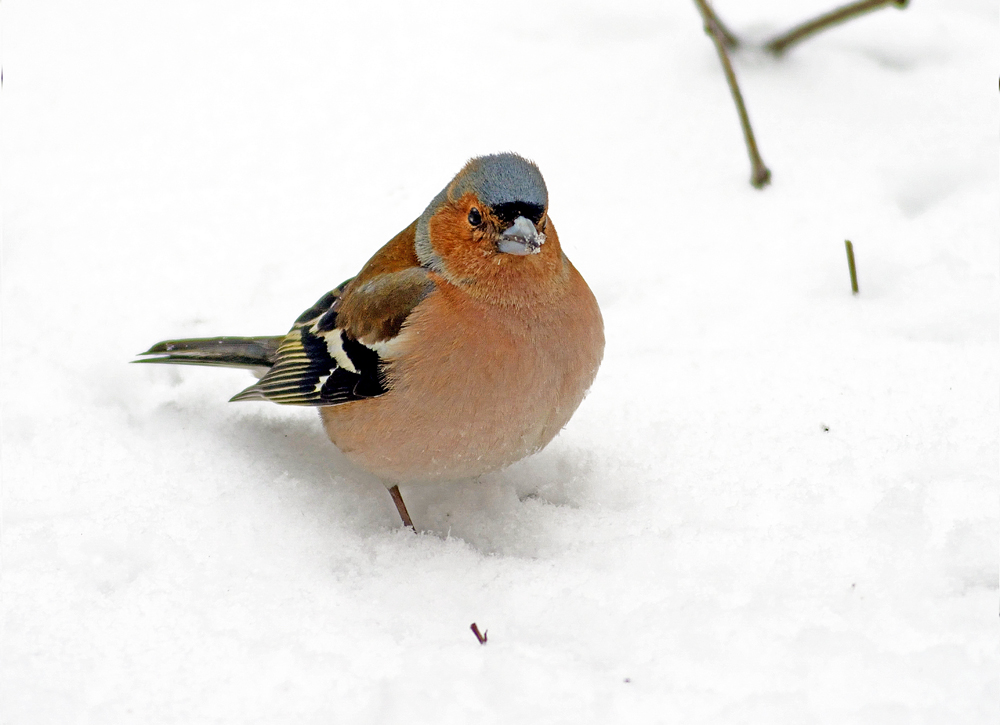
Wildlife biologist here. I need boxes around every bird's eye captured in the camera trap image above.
[468,208,482,227]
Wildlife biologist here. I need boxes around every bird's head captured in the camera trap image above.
[415,153,565,301]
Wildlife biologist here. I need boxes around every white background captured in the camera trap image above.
[3,1,996,722]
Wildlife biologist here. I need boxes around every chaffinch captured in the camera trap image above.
[137,153,605,528]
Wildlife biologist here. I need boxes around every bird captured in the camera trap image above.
[135,153,605,528]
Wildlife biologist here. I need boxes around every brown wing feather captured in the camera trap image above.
[335,220,432,343]
[231,220,434,406]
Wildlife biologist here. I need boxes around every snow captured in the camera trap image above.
[2,0,996,722]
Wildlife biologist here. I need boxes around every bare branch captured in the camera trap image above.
[692,0,771,189]
[696,0,740,49]
[765,0,908,56]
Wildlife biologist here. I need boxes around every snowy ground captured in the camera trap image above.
[2,0,996,722]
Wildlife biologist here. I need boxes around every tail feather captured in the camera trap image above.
[134,336,284,370]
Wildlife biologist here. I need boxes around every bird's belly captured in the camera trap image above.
[322,375,565,482]
[319,285,602,483]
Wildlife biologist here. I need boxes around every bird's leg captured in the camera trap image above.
[388,485,415,529]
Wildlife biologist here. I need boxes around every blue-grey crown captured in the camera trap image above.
[455,153,547,209]
[415,153,548,271]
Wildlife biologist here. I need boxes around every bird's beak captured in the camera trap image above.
[497,216,545,256]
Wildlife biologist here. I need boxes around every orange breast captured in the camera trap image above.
[320,259,604,483]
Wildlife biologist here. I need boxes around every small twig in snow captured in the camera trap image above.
[765,0,909,57]
[470,623,488,645]
[388,484,415,530]
[692,0,771,189]
[845,240,859,295]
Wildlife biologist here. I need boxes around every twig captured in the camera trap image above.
[765,0,909,56]
[696,0,740,48]
[692,0,771,189]
[388,484,415,530]
[845,240,859,294]
[470,623,488,645]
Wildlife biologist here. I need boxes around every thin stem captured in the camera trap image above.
[470,623,488,645]
[388,485,415,529]
[692,0,772,189]
[765,0,908,56]
[845,240,859,294]
[697,0,740,48]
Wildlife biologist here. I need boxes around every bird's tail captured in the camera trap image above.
[133,336,284,371]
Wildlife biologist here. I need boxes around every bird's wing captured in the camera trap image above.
[232,222,432,406]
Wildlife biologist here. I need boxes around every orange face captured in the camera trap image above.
[427,192,569,306]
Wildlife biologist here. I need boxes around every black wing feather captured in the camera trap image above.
[230,282,388,406]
